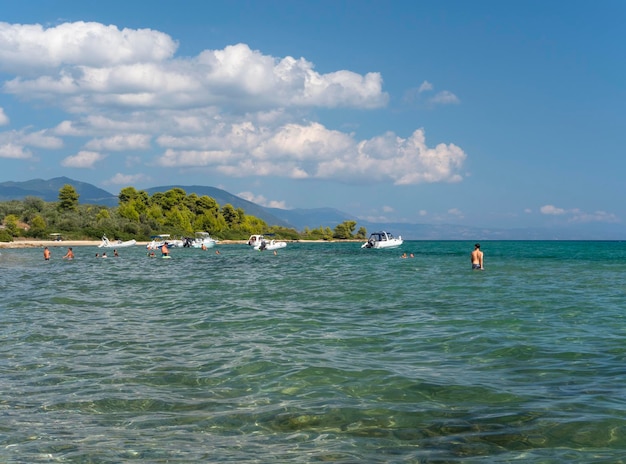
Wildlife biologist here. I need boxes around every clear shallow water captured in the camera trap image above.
[2,241,626,463]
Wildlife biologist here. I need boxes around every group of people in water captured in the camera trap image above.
[43,246,119,260]
[400,243,484,270]
[43,242,484,268]
[43,246,75,260]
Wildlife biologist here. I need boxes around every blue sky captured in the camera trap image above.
[1,1,624,233]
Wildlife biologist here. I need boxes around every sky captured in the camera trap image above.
[0,1,624,234]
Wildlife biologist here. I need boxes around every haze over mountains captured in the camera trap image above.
[0,177,624,240]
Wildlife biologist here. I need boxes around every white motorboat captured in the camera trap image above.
[146,234,184,250]
[247,234,287,251]
[190,231,218,249]
[361,231,403,249]
[98,235,137,248]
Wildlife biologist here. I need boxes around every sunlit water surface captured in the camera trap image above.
[2,241,626,462]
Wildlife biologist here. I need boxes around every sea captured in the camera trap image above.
[1,240,626,463]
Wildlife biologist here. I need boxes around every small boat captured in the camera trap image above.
[361,231,403,249]
[98,235,137,248]
[247,234,287,251]
[146,234,184,250]
[188,231,218,249]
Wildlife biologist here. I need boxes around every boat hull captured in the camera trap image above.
[98,239,137,248]
[361,240,403,249]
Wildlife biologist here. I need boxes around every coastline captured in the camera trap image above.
[0,239,358,249]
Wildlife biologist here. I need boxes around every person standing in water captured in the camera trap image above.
[471,243,484,270]
[43,247,51,260]
[63,247,74,260]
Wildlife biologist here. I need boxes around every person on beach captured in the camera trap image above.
[63,247,74,260]
[43,247,51,260]
[471,243,484,270]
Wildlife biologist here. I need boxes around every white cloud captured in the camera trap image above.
[0,143,31,159]
[237,191,288,209]
[22,130,63,149]
[0,129,62,157]
[0,20,467,189]
[105,172,150,185]
[430,91,460,105]
[418,81,433,93]
[0,107,8,125]
[570,209,619,224]
[448,208,463,217]
[382,205,395,213]
[403,81,459,107]
[0,21,177,72]
[2,25,388,111]
[61,150,105,168]
[155,124,466,185]
[85,134,151,151]
[540,204,619,223]
[540,204,566,215]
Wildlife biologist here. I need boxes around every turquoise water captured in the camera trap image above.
[1,241,626,463]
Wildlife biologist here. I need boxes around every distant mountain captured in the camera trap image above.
[2,178,624,239]
[265,207,356,230]
[0,177,118,206]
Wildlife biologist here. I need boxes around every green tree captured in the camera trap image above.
[3,214,19,237]
[221,204,238,227]
[355,226,367,239]
[28,215,47,238]
[58,184,79,211]
[333,220,357,239]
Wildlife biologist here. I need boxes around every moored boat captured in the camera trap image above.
[146,234,184,250]
[189,231,218,249]
[247,234,287,251]
[361,231,403,249]
[98,235,137,248]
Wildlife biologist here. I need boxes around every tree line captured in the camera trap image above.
[0,184,368,242]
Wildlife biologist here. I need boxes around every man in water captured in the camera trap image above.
[63,247,74,260]
[471,243,484,270]
[161,243,169,257]
[43,247,51,260]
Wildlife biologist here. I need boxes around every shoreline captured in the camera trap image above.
[0,239,361,249]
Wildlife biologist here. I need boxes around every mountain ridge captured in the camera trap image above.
[1,177,624,240]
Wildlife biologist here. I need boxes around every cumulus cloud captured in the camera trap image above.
[540,204,566,215]
[0,20,467,187]
[237,191,288,209]
[0,143,31,159]
[0,21,177,72]
[430,90,460,105]
[105,172,150,185]
[85,134,151,151]
[155,123,465,184]
[0,107,8,125]
[570,210,619,223]
[540,204,619,223]
[418,81,433,93]
[404,81,459,106]
[61,150,105,168]
[1,23,388,111]
[0,128,62,158]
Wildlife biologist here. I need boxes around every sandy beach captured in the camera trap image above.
[0,239,105,249]
[0,239,337,249]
